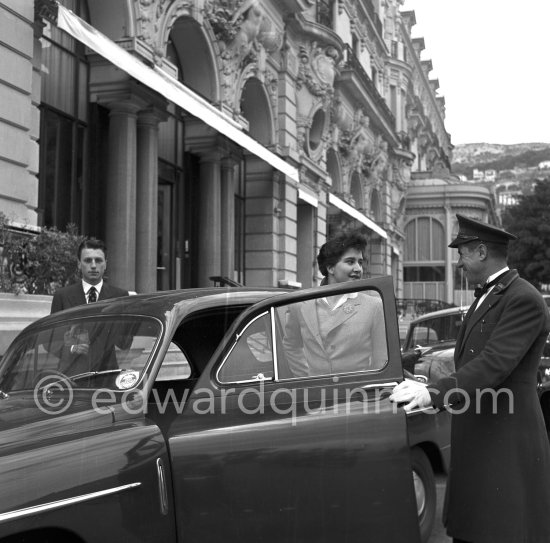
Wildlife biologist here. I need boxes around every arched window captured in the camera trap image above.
[38,0,90,229]
[404,217,445,282]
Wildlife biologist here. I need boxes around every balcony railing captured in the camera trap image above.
[341,45,396,130]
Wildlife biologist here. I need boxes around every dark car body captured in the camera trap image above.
[0,278,449,542]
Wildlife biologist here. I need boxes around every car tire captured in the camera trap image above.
[411,447,436,543]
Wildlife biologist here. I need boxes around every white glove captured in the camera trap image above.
[389,379,432,412]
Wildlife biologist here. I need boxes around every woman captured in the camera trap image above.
[282,231,388,377]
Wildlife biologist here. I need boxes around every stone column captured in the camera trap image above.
[197,153,222,286]
[135,108,164,294]
[220,158,236,279]
[245,156,280,287]
[105,101,141,291]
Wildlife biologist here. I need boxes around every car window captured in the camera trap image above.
[0,316,161,392]
[217,289,390,384]
[217,312,274,384]
[406,312,463,349]
[276,291,388,379]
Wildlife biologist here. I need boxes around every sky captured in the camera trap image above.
[402,0,550,145]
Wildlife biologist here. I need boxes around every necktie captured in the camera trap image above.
[88,286,97,303]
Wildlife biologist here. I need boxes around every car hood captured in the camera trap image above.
[0,391,115,452]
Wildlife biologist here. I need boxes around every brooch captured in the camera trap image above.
[342,303,355,314]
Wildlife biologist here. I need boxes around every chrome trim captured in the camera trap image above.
[406,406,439,415]
[271,307,279,381]
[156,458,169,515]
[216,311,271,384]
[361,381,398,391]
[0,483,141,524]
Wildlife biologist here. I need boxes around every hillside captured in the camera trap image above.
[451,143,550,177]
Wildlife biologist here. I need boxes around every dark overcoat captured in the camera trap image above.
[51,282,129,313]
[430,270,550,542]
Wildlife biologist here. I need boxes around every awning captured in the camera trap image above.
[298,188,318,207]
[328,193,388,239]
[53,4,299,183]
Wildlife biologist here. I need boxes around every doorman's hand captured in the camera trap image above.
[389,379,432,412]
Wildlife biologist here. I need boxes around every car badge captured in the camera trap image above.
[343,303,355,314]
[115,371,139,390]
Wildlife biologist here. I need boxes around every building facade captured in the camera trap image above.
[1,0,464,297]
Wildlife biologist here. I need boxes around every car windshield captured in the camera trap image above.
[0,316,161,394]
[405,312,464,350]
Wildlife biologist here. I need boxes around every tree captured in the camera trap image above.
[502,178,550,290]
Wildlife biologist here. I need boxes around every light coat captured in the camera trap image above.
[282,293,387,377]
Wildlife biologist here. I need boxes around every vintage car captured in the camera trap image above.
[0,278,448,542]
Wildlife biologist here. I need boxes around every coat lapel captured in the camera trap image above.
[300,300,325,350]
[323,298,361,335]
[98,284,108,301]
[456,270,519,359]
[70,284,87,307]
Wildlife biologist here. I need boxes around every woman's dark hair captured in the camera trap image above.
[317,231,368,277]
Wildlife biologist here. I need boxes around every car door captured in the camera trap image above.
[166,277,421,543]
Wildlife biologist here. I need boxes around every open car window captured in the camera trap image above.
[217,288,389,384]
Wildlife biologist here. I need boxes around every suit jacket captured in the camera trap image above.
[51,281,129,314]
[50,282,129,376]
[430,270,550,542]
[282,292,387,377]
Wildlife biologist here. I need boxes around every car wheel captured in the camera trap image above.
[411,447,436,543]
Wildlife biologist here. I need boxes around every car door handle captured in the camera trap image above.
[156,458,169,515]
[359,381,399,401]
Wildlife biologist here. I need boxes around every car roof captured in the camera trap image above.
[30,287,287,327]
[409,305,470,325]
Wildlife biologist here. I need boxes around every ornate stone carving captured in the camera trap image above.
[337,114,388,194]
[392,158,411,191]
[205,0,264,65]
[257,17,283,53]
[205,0,246,43]
[136,0,192,64]
[35,0,58,24]
[264,69,279,114]
[296,41,338,98]
[205,0,270,105]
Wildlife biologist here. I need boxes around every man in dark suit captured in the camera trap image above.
[51,237,128,314]
[50,238,129,375]
[390,214,550,543]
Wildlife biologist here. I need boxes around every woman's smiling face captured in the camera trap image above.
[326,248,364,284]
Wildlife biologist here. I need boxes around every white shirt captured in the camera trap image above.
[320,291,358,311]
[82,279,103,302]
